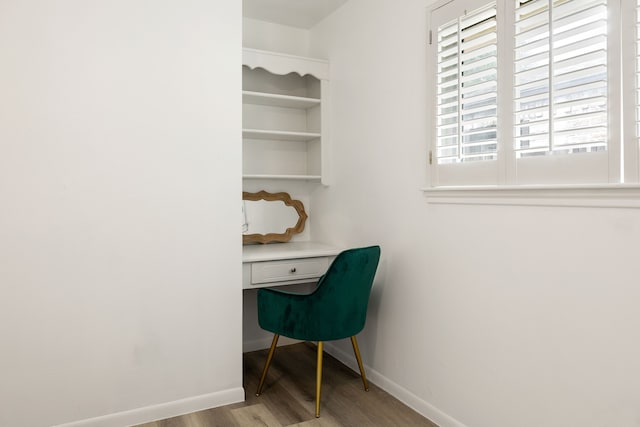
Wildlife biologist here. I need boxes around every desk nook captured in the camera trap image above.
[241,190,341,289]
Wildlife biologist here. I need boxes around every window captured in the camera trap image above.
[428,0,632,188]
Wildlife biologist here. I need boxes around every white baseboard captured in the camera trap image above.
[323,342,467,427]
[58,342,465,427]
[53,387,245,427]
[243,336,301,352]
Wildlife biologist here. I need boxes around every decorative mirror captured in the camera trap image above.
[242,191,307,244]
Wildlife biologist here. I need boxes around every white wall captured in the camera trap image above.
[0,1,243,426]
[309,1,640,426]
[243,17,310,57]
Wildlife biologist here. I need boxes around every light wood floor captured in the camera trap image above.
[136,342,438,427]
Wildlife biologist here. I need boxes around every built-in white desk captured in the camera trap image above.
[242,242,343,289]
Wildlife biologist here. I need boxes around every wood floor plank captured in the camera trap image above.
[135,342,438,427]
[146,412,201,427]
[285,416,343,427]
[191,406,243,427]
[230,403,282,427]
[247,344,319,422]
[244,352,315,424]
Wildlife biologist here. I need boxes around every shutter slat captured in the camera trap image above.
[463,88,498,103]
[461,55,497,74]
[553,36,606,63]
[514,91,550,106]
[553,19,605,48]
[554,96,606,118]
[515,38,549,61]
[554,81,607,103]
[515,66,550,86]
[554,64,606,83]
[515,0,549,20]
[554,50,606,75]
[515,120,549,134]
[554,1,606,25]
[515,51,549,73]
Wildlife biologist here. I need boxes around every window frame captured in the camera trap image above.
[622,0,640,184]
[428,0,502,187]
[426,0,635,201]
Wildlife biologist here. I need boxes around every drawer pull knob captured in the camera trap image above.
[290,267,297,273]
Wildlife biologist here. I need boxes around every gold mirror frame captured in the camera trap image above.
[242,191,308,244]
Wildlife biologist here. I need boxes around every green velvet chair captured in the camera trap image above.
[255,245,381,418]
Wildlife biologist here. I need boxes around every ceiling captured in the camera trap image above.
[243,0,348,29]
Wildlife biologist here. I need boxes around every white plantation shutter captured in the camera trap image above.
[633,0,640,181]
[436,20,461,162]
[513,0,551,156]
[436,3,498,164]
[504,0,621,184]
[512,0,618,184]
[637,0,640,140]
[430,0,501,186]
[514,0,608,156]
[620,0,640,183]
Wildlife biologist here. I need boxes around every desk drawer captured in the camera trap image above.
[251,257,329,285]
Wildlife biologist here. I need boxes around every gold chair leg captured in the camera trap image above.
[315,341,324,418]
[256,334,279,396]
[351,336,369,391]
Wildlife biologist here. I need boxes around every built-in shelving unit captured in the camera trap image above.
[242,48,330,185]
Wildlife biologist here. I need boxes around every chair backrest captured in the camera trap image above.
[311,245,381,340]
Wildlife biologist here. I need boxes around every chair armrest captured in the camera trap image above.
[260,273,325,297]
[260,287,313,296]
[257,287,320,340]
[257,286,314,305]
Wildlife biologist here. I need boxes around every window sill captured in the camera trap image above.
[421,184,640,208]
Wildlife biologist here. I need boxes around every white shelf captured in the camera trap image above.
[242,128,321,142]
[242,91,320,109]
[243,174,322,181]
